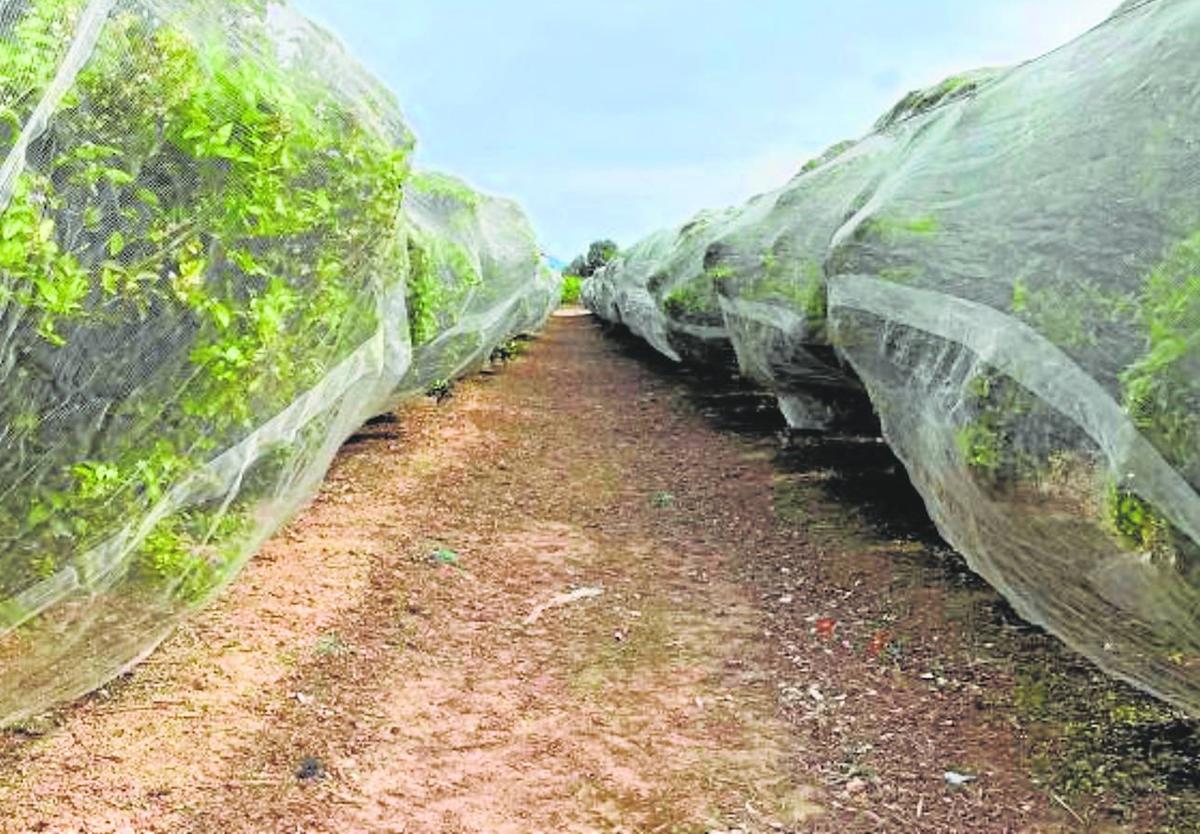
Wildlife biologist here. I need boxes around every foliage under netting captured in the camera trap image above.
[400,171,560,396]
[0,0,557,724]
[585,0,1200,713]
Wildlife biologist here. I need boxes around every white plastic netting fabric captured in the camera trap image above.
[583,209,739,368]
[0,0,556,724]
[399,171,560,397]
[586,0,1200,713]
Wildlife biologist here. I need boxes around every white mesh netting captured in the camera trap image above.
[0,0,557,724]
[586,0,1200,713]
[400,171,560,397]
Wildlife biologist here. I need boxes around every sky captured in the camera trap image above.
[292,0,1115,260]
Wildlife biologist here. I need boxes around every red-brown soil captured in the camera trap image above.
[1,313,1174,833]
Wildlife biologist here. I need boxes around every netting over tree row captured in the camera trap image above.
[0,0,559,725]
[586,0,1200,713]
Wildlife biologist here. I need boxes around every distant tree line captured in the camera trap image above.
[566,239,618,278]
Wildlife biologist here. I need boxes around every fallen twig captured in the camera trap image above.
[523,587,603,626]
[1051,791,1086,826]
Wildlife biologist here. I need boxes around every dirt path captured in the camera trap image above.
[0,313,1179,832]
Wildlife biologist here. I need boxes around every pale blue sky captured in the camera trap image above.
[293,0,1114,260]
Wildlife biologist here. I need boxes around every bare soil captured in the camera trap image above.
[0,313,1195,833]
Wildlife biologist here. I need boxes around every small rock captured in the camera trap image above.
[944,771,976,787]
[297,757,326,781]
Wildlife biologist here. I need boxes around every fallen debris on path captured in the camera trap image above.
[3,316,1192,832]
[523,587,604,626]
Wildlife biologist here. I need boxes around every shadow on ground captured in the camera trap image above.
[598,319,1200,833]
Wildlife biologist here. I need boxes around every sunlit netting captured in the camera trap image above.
[399,171,559,397]
[0,0,557,724]
[586,0,1200,713]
